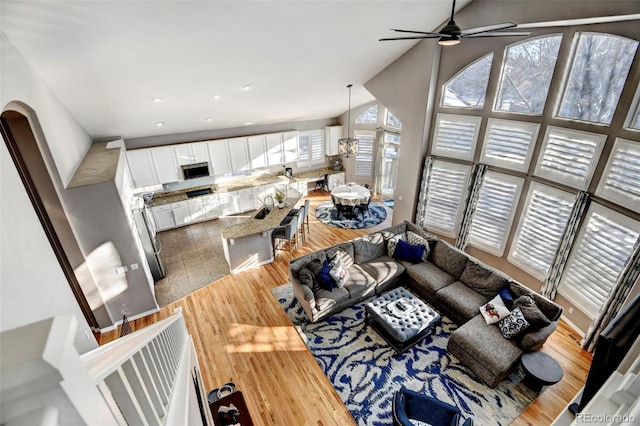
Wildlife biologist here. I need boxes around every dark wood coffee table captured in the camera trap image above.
[521,351,563,391]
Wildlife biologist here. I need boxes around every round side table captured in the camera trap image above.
[521,351,563,392]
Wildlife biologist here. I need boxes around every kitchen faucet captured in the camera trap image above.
[262,195,275,210]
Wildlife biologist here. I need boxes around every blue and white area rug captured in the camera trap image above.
[315,201,387,229]
[272,283,536,426]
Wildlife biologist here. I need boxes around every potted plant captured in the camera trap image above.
[274,190,285,208]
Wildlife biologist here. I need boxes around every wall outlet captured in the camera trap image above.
[129,263,139,270]
[115,266,129,275]
[568,306,574,314]
[398,195,403,201]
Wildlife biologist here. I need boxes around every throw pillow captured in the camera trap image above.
[498,286,515,310]
[317,260,336,291]
[393,239,425,264]
[514,295,551,331]
[499,307,530,339]
[328,252,349,288]
[406,231,431,261]
[299,258,323,291]
[479,295,511,324]
[387,234,406,257]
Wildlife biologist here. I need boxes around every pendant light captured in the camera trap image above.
[338,84,359,158]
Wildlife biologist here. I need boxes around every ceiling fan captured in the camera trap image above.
[379,0,530,46]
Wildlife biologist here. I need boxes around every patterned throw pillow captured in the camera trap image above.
[406,231,431,261]
[328,252,349,288]
[299,258,322,291]
[318,260,336,291]
[480,295,511,325]
[514,295,551,331]
[499,307,530,339]
[387,233,406,257]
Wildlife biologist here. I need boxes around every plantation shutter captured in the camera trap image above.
[297,134,310,162]
[468,172,524,256]
[431,114,482,160]
[423,160,471,237]
[355,131,375,177]
[534,126,605,190]
[508,184,576,279]
[559,205,640,318]
[480,119,539,171]
[310,131,324,161]
[297,130,324,164]
[596,138,640,212]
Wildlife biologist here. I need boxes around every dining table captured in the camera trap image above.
[330,183,371,218]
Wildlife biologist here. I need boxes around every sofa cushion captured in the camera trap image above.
[499,307,530,339]
[406,231,431,261]
[406,262,456,296]
[299,258,323,292]
[393,239,425,263]
[290,251,327,279]
[435,281,490,322]
[359,255,405,285]
[315,287,350,312]
[430,240,468,279]
[514,295,551,331]
[480,295,511,325]
[342,264,377,299]
[353,233,386,264]
[325,242,355,267]
[459,258,510,298]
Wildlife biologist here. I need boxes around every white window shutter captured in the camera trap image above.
[355,132,375,177]
[423,160,471,237]
[559,204,640,318]
[431,114,482,160]
[508,183,576,279]
[480,119,539,171]
[596,138,640,212]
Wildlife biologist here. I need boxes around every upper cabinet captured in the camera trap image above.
[174,142,209,166]
[207,139,231,176]
[150,146,182,183]
[283,131,298,164]
[126,149,157,188]
[228,137,250,171]
[265,133,284,166]
[248,135,268,169]
[326,125,343,156]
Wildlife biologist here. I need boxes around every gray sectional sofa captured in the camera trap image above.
[289,221,563,388]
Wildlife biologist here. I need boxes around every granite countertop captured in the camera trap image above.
[146,167,343,207]
[220,195,301,240]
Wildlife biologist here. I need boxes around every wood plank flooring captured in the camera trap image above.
[98,192,592,425]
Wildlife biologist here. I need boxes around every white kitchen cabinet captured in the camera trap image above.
[203,194,222,219]
[248,135,268,170]
[126,149,158,188]
[171,201,190,227]
[228,137,250,171]
[237,188,254,212]
[290,180,308,197]
[328,172,345,190]
[207,139,231,176]
[219,192,239,217]
[175,142,210,166]
[152,205,175,231]
[187,198,206,223]
[326,125,343,156]
[150,146,181,183]
[265,133,284,166]
[283,131,298,164]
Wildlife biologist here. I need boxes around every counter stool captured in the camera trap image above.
[273,216,297,255]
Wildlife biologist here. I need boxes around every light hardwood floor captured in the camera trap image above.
[99,191,592,425]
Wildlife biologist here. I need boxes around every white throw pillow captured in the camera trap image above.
[387,234,406,258]
[329,253,349,288]
[406,231,430,262]
[480,295,511,324]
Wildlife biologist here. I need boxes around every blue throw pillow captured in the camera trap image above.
[318,260,336,291]
[499,286,515,310]
[393,239,425,264]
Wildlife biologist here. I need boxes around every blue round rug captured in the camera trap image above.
[315,201,387,229]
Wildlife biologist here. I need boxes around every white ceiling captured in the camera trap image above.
[0,0,473,140]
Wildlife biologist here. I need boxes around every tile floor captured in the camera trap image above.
[153,216,245,306]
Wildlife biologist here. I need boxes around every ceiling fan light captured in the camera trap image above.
[438,34,461,46]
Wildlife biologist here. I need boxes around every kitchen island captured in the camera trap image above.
[220,193,301,274]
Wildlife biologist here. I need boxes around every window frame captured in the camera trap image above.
[595,138,640,212]
[354,130,376,177]
[431,113,482,161]
[441,53,494,110]
[625,82,640,131]
[479,118,540,172]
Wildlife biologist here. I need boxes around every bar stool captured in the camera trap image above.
[273,216,297,255]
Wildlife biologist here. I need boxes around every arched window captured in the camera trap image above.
[355,105,378,124]
[442,53,493,109]
[495,35,562,115]
[558,32,638,125]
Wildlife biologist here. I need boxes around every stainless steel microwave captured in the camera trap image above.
[181,162,210,180]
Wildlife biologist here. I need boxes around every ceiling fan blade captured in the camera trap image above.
[463,31,531,38]
[379,35,440,41]
[391,28,445,37]
[460,22,517,36]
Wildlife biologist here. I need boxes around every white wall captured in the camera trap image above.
[1,31,97,353]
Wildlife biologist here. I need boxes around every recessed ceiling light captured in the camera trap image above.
[211,95,221,100]
[242,84,252,91]
[152,97,162,103]
[205,117,213,122]
[243,122,253,126]
[155,121,165,127]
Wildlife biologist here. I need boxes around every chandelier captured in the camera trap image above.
[338,84,359,158]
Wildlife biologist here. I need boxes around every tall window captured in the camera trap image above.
[480,119,540,172]
[423,160,471,237]
[468,172,524,256]
[596,138,640,212]
[559,204,640,318]
[385,110,402,129]
[356,105,378,124]
[431,114,482,160]
[297,130,325,165]
[354,131,375,177]
[495,35,562,115]
[442,53,493,109]
[508,184,576,280]
[558,33,638,125]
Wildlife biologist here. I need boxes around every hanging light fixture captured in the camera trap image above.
[338,84,359,158]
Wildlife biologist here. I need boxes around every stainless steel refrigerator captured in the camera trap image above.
[132,206,165,281]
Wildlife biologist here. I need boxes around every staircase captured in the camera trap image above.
[0,308,213,425]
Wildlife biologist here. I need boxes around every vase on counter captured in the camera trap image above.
[278,201,284,209]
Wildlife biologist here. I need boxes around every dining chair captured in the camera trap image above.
[314,174,329,192]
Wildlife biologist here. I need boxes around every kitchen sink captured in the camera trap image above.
[254,207,271,220]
